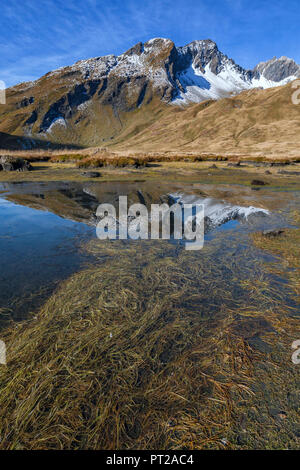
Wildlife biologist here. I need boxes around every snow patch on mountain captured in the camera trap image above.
[173,63,251,104]
[47,117,67,133]
[173,53,300,104]
[251,74,299,89]
[23,37,300,109]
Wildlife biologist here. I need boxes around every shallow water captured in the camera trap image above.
[0,180,299,449]
[0,195,94,323]
[0,180,299,325]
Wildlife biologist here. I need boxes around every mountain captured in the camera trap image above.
[253,56,300,83]
[117,83,300,156]
[173,44,300,104]
[0,38,299,150]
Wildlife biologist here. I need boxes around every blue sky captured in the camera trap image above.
[0,0,299,87]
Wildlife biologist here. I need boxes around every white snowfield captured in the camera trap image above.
[47,117,67,133]
[30,37,300,106]
[173,62,299,105]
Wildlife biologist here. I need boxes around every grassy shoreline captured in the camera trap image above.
[0,160,300,190]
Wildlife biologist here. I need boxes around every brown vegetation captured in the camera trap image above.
[1,78,300,158]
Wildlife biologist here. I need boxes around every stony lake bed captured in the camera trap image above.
[0,160,299,449]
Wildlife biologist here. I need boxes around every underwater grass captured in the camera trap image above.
[0,229,299,450]
[252,211,300,303]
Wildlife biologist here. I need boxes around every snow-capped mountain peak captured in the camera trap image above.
[34,37,299,107]
[7,37,300,145]
[253,56,300,83]
[171,41,300,104]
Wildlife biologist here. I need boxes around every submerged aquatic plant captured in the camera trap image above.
[0,224,299,449]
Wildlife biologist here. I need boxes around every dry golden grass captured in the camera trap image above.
[0,147,110,162]
[1,80,300,158]
[1,146,300,167]
[2,79,300,166]
[111,82,300,157]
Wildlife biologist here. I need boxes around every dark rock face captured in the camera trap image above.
[39,80,101,133]
[25,110,38,125]
[17,96,34,109]
[177,39,252,79]
[101,75,150,112]
[0,155,33,172]
[123,42,144,57]
[254,57,300,82]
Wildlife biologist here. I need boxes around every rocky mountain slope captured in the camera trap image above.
[117,82,300,156]
[0,37,299,150]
